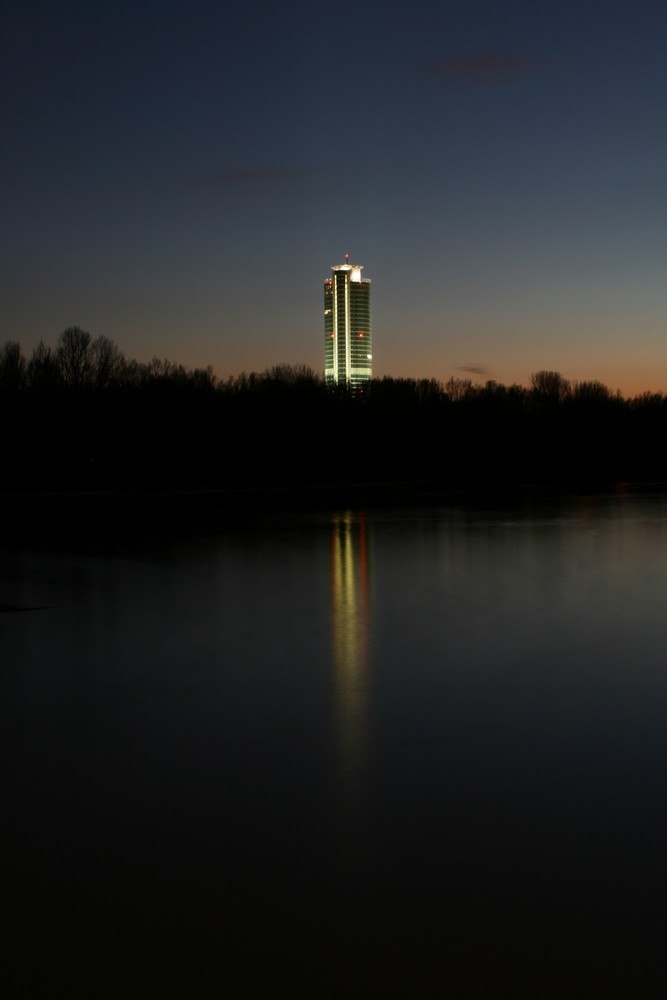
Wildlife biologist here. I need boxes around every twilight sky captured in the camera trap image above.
[2,0,666,394]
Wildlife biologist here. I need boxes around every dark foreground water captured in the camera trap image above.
[4,494,667,997]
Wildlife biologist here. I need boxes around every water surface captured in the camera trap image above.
[4,494,667,996]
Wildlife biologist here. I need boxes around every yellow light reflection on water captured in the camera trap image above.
[330,511,370,804]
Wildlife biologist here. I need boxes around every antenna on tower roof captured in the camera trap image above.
[344,252,349,264]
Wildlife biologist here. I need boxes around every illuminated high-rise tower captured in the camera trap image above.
[324,255,372,391]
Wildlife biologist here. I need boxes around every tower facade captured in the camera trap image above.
[324,256,372,391]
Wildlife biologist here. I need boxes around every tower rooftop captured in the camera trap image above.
[330,262,368,283]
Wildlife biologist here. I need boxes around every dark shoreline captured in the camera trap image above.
[2,479,665,540]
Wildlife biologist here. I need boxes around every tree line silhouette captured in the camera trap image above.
[2,327,667,497]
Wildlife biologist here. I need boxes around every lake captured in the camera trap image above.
[4,493,667,997]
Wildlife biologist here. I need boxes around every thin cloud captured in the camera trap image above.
[421,51,537,86]
[457,363,490,376]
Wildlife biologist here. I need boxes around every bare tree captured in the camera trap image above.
[263,363,321,386]
[91,335,124,389]
[0,340,26,393]
[27,341,59,391]
[572,380,611,404]
[56,326,93,389]
[444,377,474,402]
[530,370,570,402]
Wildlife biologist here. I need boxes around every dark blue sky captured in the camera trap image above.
[2,0,666,393]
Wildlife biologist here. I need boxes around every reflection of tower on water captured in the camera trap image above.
[331,511,371,807]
